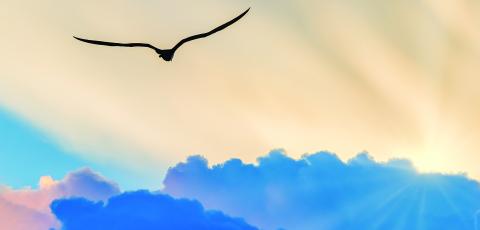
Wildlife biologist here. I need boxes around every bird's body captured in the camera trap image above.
[157,49,175,62]
[74,8,250,62]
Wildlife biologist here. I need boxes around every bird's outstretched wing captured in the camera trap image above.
[172,8,250,50]
[73,36,160,51]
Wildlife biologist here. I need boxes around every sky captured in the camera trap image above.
[2,0,480,181]
[1,0,480,229]
[0,108,85,188]
[0,107,161,190]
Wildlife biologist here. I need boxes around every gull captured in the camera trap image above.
[74,8,250,61]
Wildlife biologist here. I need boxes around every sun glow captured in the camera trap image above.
[1,0,480,184]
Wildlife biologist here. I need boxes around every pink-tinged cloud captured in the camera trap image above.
[0,197,54,230]
[0,168,120,230]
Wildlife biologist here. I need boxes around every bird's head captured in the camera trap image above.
[159,50,175,62]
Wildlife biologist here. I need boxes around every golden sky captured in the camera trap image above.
[1,0,480,178]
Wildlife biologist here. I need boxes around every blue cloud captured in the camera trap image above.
[164,150,480,230]
[51,168,121,201]
[51,190,258,230]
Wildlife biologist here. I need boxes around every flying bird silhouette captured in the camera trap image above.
[74,8,250,61]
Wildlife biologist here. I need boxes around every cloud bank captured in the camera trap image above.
[51,190,258,230]
[2,151,480,230]
[164,150,480,230]
[0,168,120,230]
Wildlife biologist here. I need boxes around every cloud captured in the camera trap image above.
[0,168,120,230]
[164,150,480,230]
[0,197,54,230]
[51,190,258,230]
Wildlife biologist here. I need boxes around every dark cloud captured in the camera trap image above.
[164,150,480,230]
[51,190,258,230]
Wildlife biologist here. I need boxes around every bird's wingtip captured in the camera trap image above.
[241,7,251,16]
